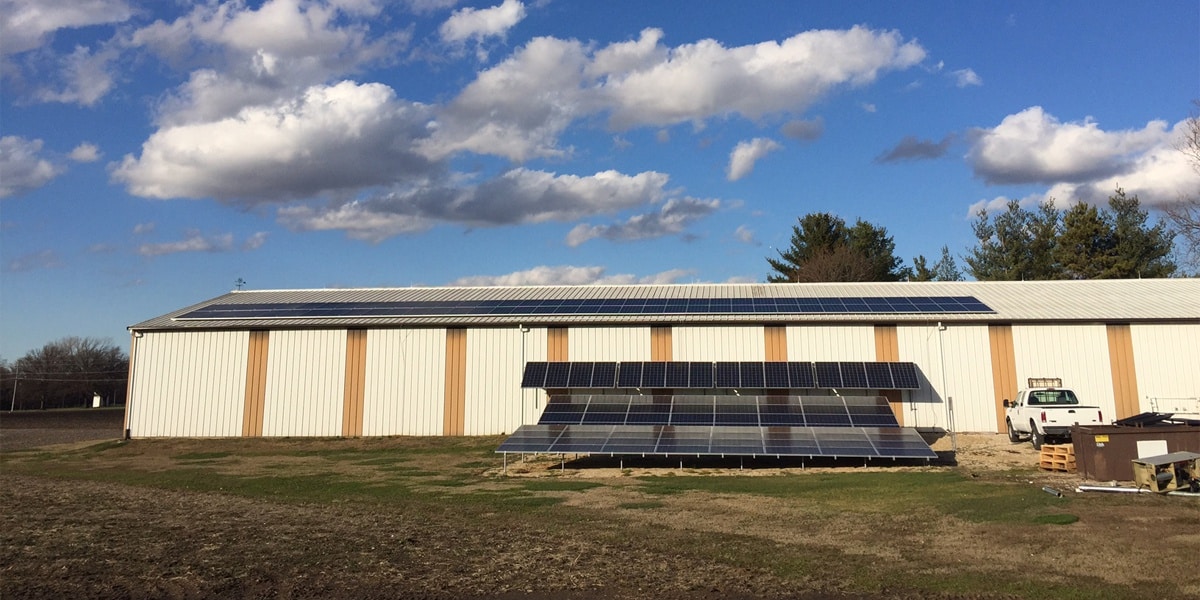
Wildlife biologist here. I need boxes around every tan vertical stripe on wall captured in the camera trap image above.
[444,328,467,436]
[651,327,672,361]
[1106,324,1140,420]
[342,329,367,437]
[547,327,569,361]
[873,325,902,426]
[988,324,1017,430]
[764,326,787,361]
[242,331,269,437]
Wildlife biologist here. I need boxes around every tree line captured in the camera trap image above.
[0,337,128,411]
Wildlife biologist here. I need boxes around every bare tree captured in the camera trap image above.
[1163,101,1200,273]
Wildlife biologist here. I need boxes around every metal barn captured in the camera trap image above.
[124,280,1200,441]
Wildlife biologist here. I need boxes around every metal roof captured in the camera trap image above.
[129,279,1200,331]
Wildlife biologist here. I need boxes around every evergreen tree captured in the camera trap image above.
[767,213,908,282]
[965,200,1060,281]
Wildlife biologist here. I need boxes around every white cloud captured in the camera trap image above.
[242,231,269,250]
[132,222,155,234]
[565,197,720,246]
[0,0,133,56]
[439,0,525,43]
[951,68,982,87]
[33,43,120,106]
[4,249,62,272]
[965,111,1200,214]
[0,136,62,198]
[137,231,235,256]
[68,142,101,162]
[861,102,877,113]
[597,25,925,129]
[448,265,694,286]
[734,225,758,245]
[968,106,1169,186]
[726,137,781,181]
[426,25,924,160]
[280,168,675,242]
[114,81,438,202]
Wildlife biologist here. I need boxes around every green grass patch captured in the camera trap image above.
[173,451,232,461]
[1033,513,1079,525]
[519,479,602,492]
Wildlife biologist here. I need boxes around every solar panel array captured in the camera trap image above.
[522,361,921,390]
[496,424,937,459]
[177,295,993,320]
[537,394,901,428]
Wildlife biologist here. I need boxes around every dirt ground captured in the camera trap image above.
[3,410,1197,600]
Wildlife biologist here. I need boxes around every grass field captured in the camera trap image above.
[2,427,1198,599]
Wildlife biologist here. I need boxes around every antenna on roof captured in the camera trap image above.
[234,278,246,291]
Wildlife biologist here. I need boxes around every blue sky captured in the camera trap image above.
[2,0,1198,360]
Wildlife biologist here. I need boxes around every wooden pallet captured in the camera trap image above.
[1039,443,1076,473]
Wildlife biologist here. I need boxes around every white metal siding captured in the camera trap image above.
[262,330,346,436]
[897,324,996,432]
[128,331,248,437]
[785,326,875,361]
[1011,324,1115,423]
[465,327,550,435]
[672,326,765,361]
[568,327,651,361]
[363,329,447,436]
[1130,324,1200,412]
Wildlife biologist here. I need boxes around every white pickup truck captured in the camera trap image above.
[1003,378,1106,449]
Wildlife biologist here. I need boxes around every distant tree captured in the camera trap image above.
[965,200,1060,281]
[11,337,128,410]
[911,245,964,281]
[1056,202,1114,279]
[1108,188,1175,278]
[767,213,908,282]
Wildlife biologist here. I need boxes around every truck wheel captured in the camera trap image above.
[1030,423,1044,450]
[1006,419,1021,443]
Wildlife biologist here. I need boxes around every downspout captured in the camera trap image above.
[124,330,141,439]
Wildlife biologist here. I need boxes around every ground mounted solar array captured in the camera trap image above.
[521,361,921,390]
[497,424,936,459]
[537,394,900,427]
[176,295,992,320]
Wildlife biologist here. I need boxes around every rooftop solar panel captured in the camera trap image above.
[788,362,815,389]
[863,362,894,389]
[763,362,790,388]
[665,362,690,387]
[178,295,994,321]
[642,361,667,388]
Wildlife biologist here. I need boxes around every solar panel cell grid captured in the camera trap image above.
[616,362,643,388]
[814,362,843,388]
[739,362,765,388]
[840,362,868,388]
[543,362,571,387]
[641,362,667,388]
[521,362,548,388]
[715,362,740,388]
[567,362,594,388]
[592,362,618,387]
[688,362,714,388]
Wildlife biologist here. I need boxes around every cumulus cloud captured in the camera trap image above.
[132,222,155,234]
[68,142,101,162]
[280,168,676,242]
[448,265,694,286]
[780,118,824,141]
[877,134,952,163]
[137,231,234,256]
[596,26,925,129]
[968,106,1169,186]
[439,0,525,43]
[425,25,924,160]
[114,81,439,202]
[727,137,781,181]
[33,43,121,106]
[0,0,133,57]
[4,249,63,272]
[951,68,981,87]
[131,0,404,125]
[565,197,720,247]
[0,136,63,198]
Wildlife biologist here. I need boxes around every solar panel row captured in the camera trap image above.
[522,361,921,390]
[537,394,901,428]
[177,295,993,320]
[496,424,937,459]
